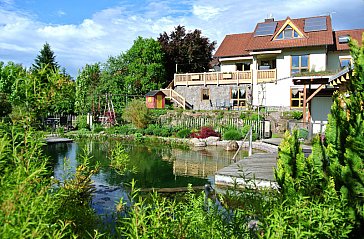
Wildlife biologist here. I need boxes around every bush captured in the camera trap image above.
[76,115,88,130]
[176,129,191,138]
[241,124,258,141]
[298,128,309,139]
[191,126,220,139]
[92,124,104,133]
[223,128,242,140]
[122,99,150,129]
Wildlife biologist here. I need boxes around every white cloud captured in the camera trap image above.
[57,10,66,17]
[0,0,363,76]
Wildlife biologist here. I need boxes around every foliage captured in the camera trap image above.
[57,150,100,237]
[122,99,150,129]
[118,182,258,238]
[122,37,166,95]
[176,128,192,138]
[109,142,135,175]
[92,124,104,133]
[262,180,353,238]
[190,126,220,139]
[282,110,303,120]
[75,63,101,115]
[241,124,258,141]
[0,93,12,117]
[76,115,88,130]
[323,36,364,234]
[223,128,243,140]
[298,128,309,139]
[240,111,263,121]
[32,42,59,83]
[158,26,216,86]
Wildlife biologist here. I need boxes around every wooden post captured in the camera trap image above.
[303,84,307,125]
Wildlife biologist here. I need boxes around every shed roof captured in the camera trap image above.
[145,90,165,97]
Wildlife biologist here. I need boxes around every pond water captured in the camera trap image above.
[45,139,248,215]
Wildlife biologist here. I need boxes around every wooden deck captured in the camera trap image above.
[45,136,73,144]
[215,152,278,189]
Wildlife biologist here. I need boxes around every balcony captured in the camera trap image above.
[174,71,252,86]
[257,69,277,83]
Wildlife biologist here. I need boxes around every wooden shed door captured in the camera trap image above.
[156,95,163,108]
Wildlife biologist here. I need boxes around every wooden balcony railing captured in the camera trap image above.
[174,71,252,86]
[257,69,276,83]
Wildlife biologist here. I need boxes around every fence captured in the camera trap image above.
[160,115,265,138]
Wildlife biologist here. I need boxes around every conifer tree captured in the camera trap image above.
[32,43,59,83]
[325,35,364,231]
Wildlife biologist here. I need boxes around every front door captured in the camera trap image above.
[156,95,163,108]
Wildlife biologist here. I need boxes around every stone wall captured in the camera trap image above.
[175,84,250,110]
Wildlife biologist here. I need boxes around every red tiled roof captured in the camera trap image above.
[247,16,333,51]
[214,15,347,58]
[334,29,364,50]
[214,33,252,57]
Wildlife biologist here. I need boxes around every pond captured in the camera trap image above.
[44,139,248,215]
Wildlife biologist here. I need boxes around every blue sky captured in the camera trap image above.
[1,0,363,77]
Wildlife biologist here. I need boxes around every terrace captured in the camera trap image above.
[173,69,277,86]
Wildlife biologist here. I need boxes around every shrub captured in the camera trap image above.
[191,126,220,139]
[298,128,309,139]
[176,129,191,138]
[292,111,303,120]
[76,115,88,130]
[92,124,104,133]
[241,124,258,141]
[223,128,242,140]
[144,124,159,135]
[122,99,150,129]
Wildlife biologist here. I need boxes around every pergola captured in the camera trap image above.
[291,66,353,125]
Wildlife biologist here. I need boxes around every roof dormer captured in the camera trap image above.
[273,18,305,40]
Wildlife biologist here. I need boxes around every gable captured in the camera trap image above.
[272,18,305,40]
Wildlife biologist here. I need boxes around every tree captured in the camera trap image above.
[75,64,101,115]
[123,37,166,95]
[32,43,59,83]
[324,35,364,234]
[158,26,216,85]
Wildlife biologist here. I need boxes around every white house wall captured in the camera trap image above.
[327,50,351,71]
[255,47,327,107]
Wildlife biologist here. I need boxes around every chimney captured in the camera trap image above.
[265,13,274,22]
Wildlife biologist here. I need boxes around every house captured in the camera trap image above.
[161,15,363,133]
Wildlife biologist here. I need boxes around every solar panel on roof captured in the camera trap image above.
[254,22,277,36]
[304,17,327,32]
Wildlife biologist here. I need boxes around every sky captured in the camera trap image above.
[1,0,363,77]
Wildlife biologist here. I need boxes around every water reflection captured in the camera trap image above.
[44,139,247,215]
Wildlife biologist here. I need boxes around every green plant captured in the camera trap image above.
[122,99,150,129]
[134,132,144,142]
[92,123,104,133]
[109,142,135,175]
[223,128,242,140]
[292,110,303,120]
[176,128,191,138]
[298,128,309,139]
[76,115,88,130]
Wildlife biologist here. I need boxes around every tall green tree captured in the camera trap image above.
[123,36,165,95]
[75,63,101,115]
[158,26,216,85]
[32,42,59,83]
[324,35,364,233]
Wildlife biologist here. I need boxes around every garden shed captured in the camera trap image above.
[145,90,166,109]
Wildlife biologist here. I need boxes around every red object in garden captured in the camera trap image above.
[190,126,220,139]
[145,90,166,109]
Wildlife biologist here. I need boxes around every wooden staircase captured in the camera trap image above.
[161,81,193,109]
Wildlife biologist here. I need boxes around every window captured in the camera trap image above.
[275,25,302,40]
[291,55,309,75]
[340,58,352,69]
[291,88,304,108]
[236,63,251,71]
[231,88,246,107]
[201,89,210,101]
